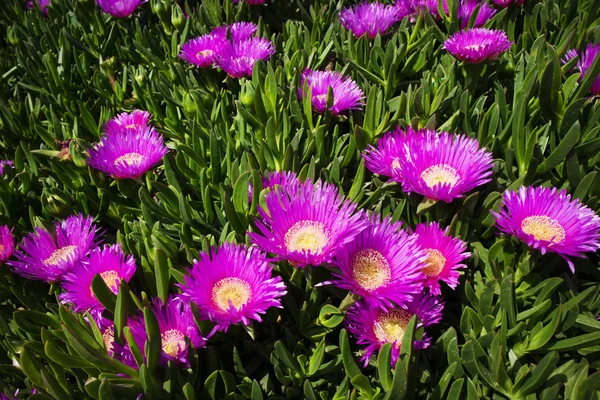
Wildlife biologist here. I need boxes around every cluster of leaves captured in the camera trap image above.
[0,0,600,399]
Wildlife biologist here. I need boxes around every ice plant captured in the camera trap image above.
[180,243,286,332]
[9,214,101,282]
[87,126,169,180]
[395,0,445,22]
[492,186,600,272]
[26,0,50,16]
[339,1,401,39]
[459,0,496,28]
[0,160,13,175]
[491,0,526,7]
[250,180,367,267]
[414,222,470,295]
[346,295,444,367]
[152,297,205,366]
[562,43,600,96]
[0,226,14,265]
[104,110,151,134]
[362,127,421,182]
[179,34,228,68]
[218,38,275,78]
[59,244,136,317]
[399,130,494,203]
[444,28,512,63]
[233,0,266,4]
[332,215,425,309]
[96,0,146,18]
[300,69,365,115]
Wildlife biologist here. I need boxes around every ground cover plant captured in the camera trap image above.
[0,0,600,399]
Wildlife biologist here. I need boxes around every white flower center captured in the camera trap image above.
[521,215,565,244]
[420,164,460,188]
[422,249,446,277]
[212,277,253,311]
[161,329,186,358]
[284,220,330,254]
[44,245,78,266]
[114,152,144,166]
[351,249,391,290]
[373,309,413,346]
[464,44,485,51]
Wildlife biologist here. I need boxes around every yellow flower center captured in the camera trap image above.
[315,94,329,103]
[102,325,115,355]
[125,124,136,129]
[114,152,144,166]
[161,329,186,358]
[422,249,446,277]
[420,164,460,189]
[351,249,391,290]
[464,44,484,52]
[197,49,214,58]
[212,277,253,311]
[391,158,401,171]
[373,309,413,346]
[100,270,120,293]
[0,244,4,254]
[521,215,566,244]
[44,245,78,266]
[284,220,330,254]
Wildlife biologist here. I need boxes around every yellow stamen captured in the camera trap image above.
[44,245,77,266]
[373,309,413,346]
[212,277,252,311]
[521,215,565,244]
[351,249,391,290]
[422,249,446,277]
[420,164,460,189]
[284,220,330,254]
[114,152,144,166]
[197,49,214,58]
[102,325,115,355]
[161,329,186,358]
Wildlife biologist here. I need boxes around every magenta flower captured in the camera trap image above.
[362,127,420,182]
[346,295,444,367]
[104,110,151,134]
[26,0,50,15]
[340,2,401,39]
[179,34,228,68]
[459,0,496,28]
[491,0,526,7]
[152,297,206,366]
[395,0,445,22]
[114,315,146,369]
[398,129,494,203]
[562,43,600,95]
[87,126,168,180]
[444,28,512,63]
[59,244,136,317]
[300,69,365,115]
[492,186,600,272]
[226,22,259,41]
[8,214,101,282]
[180,243,286,332]
[96,0,146,18]
[218,38,275,78]
[250,180,367,267]
[332,215,425,309]
[414,222,470,295]
[0,160,14,176]
[0,226,14,265]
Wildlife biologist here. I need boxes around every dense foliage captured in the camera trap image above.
[1,0,600,399]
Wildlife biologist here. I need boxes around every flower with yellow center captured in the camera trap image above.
[212,277,253,311]
[521,215,566,244]
[284,220,330,254]
[351,249,391,290]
